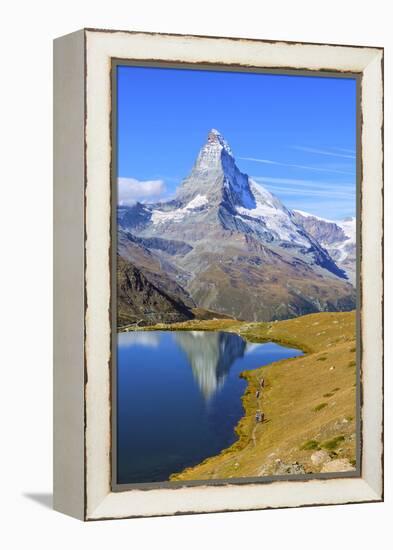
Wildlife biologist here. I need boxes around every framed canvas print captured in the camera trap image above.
[53,29,384,520]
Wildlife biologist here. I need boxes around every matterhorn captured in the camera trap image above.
[117,129,356,324]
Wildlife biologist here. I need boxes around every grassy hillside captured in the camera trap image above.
[136,311,357,480]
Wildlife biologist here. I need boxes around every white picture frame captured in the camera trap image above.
[53,28,383,521]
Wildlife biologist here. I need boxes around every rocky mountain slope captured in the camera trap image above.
[293,211,356,284]
[118,129,356,323]
[117,256,194,327]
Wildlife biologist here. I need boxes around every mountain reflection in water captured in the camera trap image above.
[175,331,246,399]
[116,330,302,484]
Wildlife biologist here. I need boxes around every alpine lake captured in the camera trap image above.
[116,330,302,484]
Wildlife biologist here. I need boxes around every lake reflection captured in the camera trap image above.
[117,330,302,484]
[174,331,246,399]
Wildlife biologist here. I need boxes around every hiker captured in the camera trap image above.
[255,410,264,423]
[259,378,265,388]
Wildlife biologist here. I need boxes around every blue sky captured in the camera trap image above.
[117,65,357,220]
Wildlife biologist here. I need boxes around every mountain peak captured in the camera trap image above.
[206,128,233,156]
[193,130,234,172]
[175,129,251,207]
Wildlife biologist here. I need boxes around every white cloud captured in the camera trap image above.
[239,157,279,165]
[260,185,354,199]
[252,176,355,198]
[292,145,356,159]
[118,177,166,206]
[252,175,354,190]
[118,332,160,348]
[239,157,354,176]
[331,147,356,155]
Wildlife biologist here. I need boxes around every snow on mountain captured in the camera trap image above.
[293,210,356,284]
[294,210,355,241]
[151,194,208,224]
[118,129,356,322]
[340,217,356,243]
[292,210,356,256]
[196,128,234,169]
[146,129,323,250]
[237,181,309,246]
[333,218,356,264]
[174,128,256,210]
[121,129,352,280]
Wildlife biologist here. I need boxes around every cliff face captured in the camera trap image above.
[117,256,194,327]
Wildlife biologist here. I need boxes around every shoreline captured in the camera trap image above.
[120,311,357,480]
[168,318,310,479]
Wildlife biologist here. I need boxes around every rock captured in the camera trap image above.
[273,460,306,475]
[321,458,355,473]
[311,450,330,466]
[293,211,356,284]
[117,256,194,326]
[329,366,335,371]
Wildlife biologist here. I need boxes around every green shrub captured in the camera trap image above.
[313,402,328,412]
[321,435,345,450]
[300,440,320,451]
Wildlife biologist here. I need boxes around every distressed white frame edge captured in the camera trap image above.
[54,29,86,520]
[79,30,383,520]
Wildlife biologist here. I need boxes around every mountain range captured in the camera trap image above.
[292,210,356,285]
[117,129,356,326]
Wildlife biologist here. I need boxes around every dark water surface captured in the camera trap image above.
[117,330,302,484]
